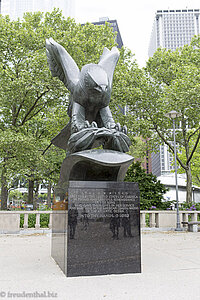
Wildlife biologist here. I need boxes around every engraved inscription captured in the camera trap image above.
[68,188,139,219]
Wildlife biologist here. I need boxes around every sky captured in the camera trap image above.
[75,0,200,67]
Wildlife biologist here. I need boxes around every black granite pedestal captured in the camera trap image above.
[51,150,141,277]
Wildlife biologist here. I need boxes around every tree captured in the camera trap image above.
[0,128,47,208]
[0,10,118,209]
[125,162,168,209]
[0,9,143,209]
[125,35,200,203]
[178,132,200,187]
[128,137,148,163]
[109,48,144,139]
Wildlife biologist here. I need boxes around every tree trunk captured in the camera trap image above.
[33,181,39,210]
[28,179,34,205]
[185,164,192,203]
[1,163,8,210]
[47,181,52,209]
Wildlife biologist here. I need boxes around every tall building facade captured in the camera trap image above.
[151,144,174,176]
[149,8,200,176]
[149,8,200,57]
[0,0,75,19]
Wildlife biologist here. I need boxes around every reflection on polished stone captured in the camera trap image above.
[51,195,68,273]
[52,181,141,277]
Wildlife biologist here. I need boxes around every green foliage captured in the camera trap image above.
[0,9,148,209]
[20,214,36,228]
[0,129,47,181]
[0,9,127,207]
[110,48,143,133]
[20,215,24,227]
[9,190,23,200]
[27,214,36,228]
[128,137,147,162]
[125,161,168,210]
[20,213,50,228]
[145,214,150,227]
[138,37,200,150]
[178,132,200,186]
[126,35,200,203]
[38,193,47,201]
[40,213,50,227]
[37,204,52,211]
[180,202,200,221]
[180,202,200,211]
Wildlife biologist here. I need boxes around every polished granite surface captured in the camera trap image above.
[52,181,141,277]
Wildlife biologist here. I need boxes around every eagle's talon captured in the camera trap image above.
[91,121,98,128]
[122,125,127,134]
[84,120,90,128]
[115,122,121,132]
[106,122,116,130]
[106,122,111,129]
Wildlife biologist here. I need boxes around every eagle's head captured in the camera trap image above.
[80,64,109,94]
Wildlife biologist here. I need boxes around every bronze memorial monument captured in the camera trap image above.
[46,38,141,277]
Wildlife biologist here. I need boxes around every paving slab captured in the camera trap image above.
[0,231,200,300]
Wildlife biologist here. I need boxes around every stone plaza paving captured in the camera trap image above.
[0,231,200,300]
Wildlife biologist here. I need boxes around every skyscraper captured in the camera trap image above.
[149,8,200,57]
[0,0,75,19]
[149,8,200,176]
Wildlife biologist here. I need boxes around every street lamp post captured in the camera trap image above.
[192,187,195,203]
[165,110,182,231]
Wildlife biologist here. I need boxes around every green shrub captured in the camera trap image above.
[20,213,50,228]
[20,214,24,228]
[40,213,50,228]
[145,213,150,227]
[125,161,168,210]
[180,202,200,211]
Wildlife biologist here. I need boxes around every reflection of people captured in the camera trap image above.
[110,209,120,239]
[81,207,89,231]
[68,203,78,239]
[122,209,132,237]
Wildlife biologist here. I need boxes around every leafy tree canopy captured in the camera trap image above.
[125,35,200,202]
[125,161,168,210]
[0,9,144,208]
[178,131,200,187]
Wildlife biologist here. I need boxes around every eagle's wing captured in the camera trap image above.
[98,46,120,89]
[51,122,71,150]
[46,38,80,93]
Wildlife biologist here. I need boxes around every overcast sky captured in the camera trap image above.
[75,0,200,67]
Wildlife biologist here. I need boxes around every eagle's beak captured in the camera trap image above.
[101,85,107,92]
[94,86,102,92]
[94,85,107,92]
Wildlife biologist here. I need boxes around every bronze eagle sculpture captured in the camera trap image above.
[46,38,131,153]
